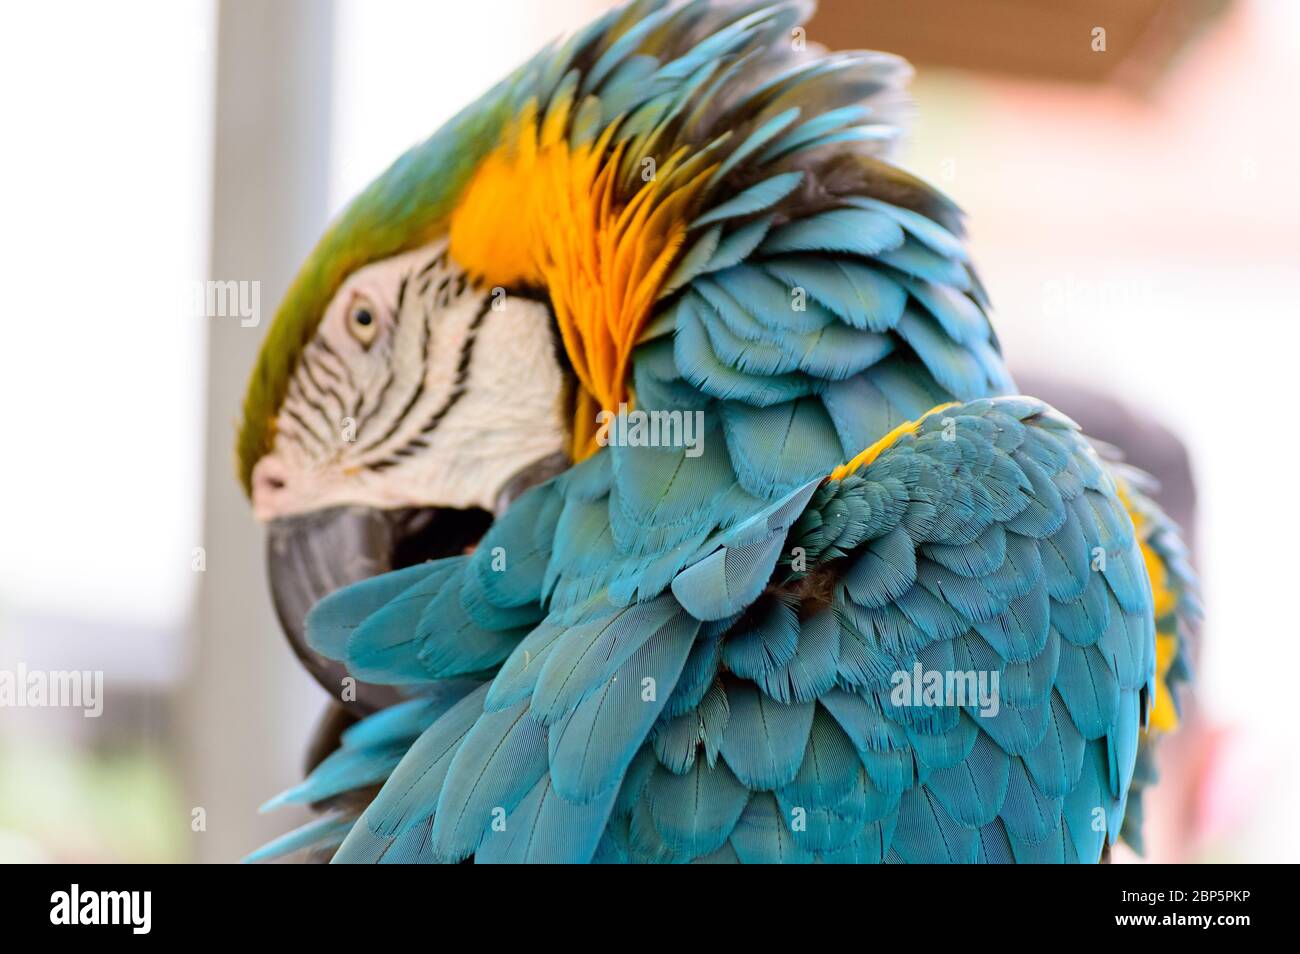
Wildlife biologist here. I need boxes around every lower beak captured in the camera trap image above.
[265,505,492,714]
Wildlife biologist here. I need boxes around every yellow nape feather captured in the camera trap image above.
[449,102,712,460]
[1149,629,1180,732]
[828,403,959,481]
[1118,483,1181,733]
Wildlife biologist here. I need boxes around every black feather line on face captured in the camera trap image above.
[300,348,348,423]
[536,288,579,445]
[366,293,493,471]
[284,403,329,452]
[285,372,332,438]
[353,368,394,442]
[313,335,354,389]
[354,291,432,457]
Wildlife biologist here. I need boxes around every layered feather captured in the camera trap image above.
[250,0,1193,864]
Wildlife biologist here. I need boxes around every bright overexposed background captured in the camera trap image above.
[0,0,214,861]
[0,0,1295,862]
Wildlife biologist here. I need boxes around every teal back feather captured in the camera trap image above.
[250,0,1194,865]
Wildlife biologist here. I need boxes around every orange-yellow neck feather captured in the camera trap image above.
[449,103,712,460]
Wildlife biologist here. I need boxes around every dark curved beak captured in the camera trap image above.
[266,505,492,715]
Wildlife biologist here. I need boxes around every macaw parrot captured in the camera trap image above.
[238,0,1197,863]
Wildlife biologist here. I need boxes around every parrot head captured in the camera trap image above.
[247,242,570,525]
[236,33,714,705]
[237,0,926,709]
[244,234,573,706]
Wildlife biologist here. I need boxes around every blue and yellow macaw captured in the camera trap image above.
[238,0,1197,863]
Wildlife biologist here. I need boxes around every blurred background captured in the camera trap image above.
[0,0,1295,863]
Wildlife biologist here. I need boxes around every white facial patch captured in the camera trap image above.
[252,239,569,521]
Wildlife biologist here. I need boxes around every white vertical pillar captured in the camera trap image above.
[181,0,336,863]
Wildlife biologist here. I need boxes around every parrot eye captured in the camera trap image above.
[347,297,379,347]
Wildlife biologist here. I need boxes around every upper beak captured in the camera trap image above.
[265,505,492,715]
